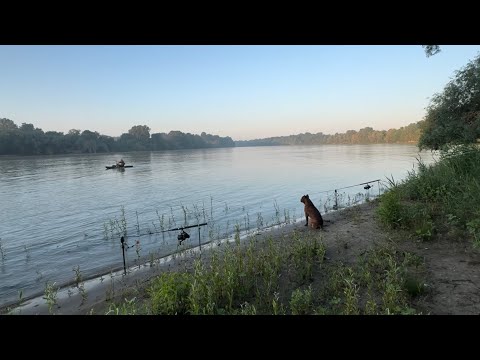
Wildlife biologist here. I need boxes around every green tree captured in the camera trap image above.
[128,125,151,141]
[80,130,99,153]
[18,123,44,154]
[68,129,81,136]
[419,54,480,150]
[422,45,441,57]
[0,118,18,131]
[43,131,65,154]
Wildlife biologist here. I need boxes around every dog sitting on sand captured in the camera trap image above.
[300,194,324,229]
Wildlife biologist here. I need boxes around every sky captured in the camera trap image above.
[1,45,480,141]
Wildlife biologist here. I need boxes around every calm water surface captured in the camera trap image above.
[0,144,436,306]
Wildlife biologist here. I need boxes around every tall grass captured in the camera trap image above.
[144,232,327,315]
[377,145,480,247]
[111,231,422,315]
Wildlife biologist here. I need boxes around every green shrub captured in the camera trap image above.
[415,220,436,241]
[290,286,314,315]
[376,189,403,228]
[403,275,425,297]
[149,272,192,314]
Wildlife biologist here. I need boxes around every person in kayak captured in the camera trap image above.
[116,159,125,167]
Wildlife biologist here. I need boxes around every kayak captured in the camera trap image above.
[106,165,133,169]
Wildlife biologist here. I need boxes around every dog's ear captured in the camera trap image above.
[306,194,309,198]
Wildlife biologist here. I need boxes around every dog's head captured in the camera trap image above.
[300,194,309,204]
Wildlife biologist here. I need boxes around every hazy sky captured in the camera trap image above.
[1,45,480,141]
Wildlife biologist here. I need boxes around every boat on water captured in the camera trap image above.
[106,165,133,169]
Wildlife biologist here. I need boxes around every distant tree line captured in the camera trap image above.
[0,119,235,155]
[0,117,426,156]
[235,122,423,147]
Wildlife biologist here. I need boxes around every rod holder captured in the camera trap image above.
[121,236,126,275]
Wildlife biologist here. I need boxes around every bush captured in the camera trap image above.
[379,145,480,247]
[149,272,192,314]
[290,286,314,315]
[376,189,403,228]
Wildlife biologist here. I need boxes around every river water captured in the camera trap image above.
[0,144,436,306]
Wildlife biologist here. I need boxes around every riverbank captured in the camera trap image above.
[5,195,480,315]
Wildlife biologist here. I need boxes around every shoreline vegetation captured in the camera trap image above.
[3,145,480,315]
[0,117,422,156]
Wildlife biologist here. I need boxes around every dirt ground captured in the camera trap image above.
[318,201,480,315]
[321,201,480,315]
[5,200,480,315]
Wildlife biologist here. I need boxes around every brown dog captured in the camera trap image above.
[300,194,324,229]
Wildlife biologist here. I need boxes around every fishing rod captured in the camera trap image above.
[162,222,208,232]
[307,179,383,210]
[119,222,209,274]
[316,179,382,194]
[162,222,208,247]
[336,179,382,191]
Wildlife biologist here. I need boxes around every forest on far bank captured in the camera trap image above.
[0,118,423,156]
[0,120,235,155]
[235,122,422,147]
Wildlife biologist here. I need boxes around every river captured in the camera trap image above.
[0,144,437,306]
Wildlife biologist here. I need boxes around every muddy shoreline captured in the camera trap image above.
[4,199,480,315]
